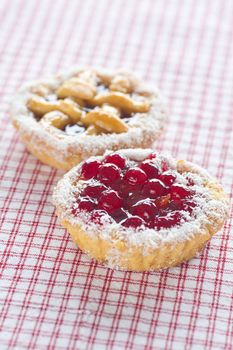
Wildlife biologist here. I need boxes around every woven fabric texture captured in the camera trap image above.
[0,0,232,349]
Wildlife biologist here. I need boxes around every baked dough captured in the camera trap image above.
[53,149,229,271]
[11,67,167,170]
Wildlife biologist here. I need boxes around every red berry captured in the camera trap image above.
[104,153,126,169]
[149,216,159,229]
[180,200,196,214]
[147,152,157,160]
[140,160,159,179]
[124,192,144,207]
[143,179,167,198]
[82,183,106,198]
[112,180,137,198]
[98,190,123,213]
[168,199,182,211]
[160,171,176,186]
[80,160,101,180]
[151,211,182,229]
[161,160,168,172]
[118,182,136,197]
[78,198,96,212]
[98,163,121,185]
[132,200,158,222]
[71,207,78,216]
[90,210,110,225]
[187,178,195,186]
[170,184,192,200]
[72,198,96,215]
[121,216,144,228]
[124,168,148,186]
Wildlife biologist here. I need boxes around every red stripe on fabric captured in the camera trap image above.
[0,0,233,349]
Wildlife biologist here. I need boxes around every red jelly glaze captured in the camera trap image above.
[168,199,183,211]
[118,182,136,197]
[111,208,128,223]
[124,192,145,207]
[104,153,126,169]
[74,152,197,230]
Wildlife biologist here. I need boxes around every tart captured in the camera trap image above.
[11,67,167,170]
[53,149,229,271]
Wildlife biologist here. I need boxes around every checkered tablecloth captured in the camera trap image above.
[0,0,233,349]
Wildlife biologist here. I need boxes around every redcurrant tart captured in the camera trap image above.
[53,149,229,271]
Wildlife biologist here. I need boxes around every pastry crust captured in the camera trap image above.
[53,149,230,271]
[10,67,167,170]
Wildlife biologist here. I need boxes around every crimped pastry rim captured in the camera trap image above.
[52,149,230,270]
[10,67,168,170]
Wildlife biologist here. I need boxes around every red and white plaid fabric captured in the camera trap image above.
[0,0,233,349]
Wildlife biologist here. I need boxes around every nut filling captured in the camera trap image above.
[11,68,168,170]
[27,72,151,136]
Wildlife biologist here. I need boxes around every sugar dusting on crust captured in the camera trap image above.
[10,67,168,163]
[53,149,230,252]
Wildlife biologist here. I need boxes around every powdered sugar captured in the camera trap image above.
[53,149,230,252]
[10,67,168,165]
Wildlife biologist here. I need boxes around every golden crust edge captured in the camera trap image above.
[59,216,222,271]
[55,179,229,271]
[11,67,167,170]
[12,120,160,170]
